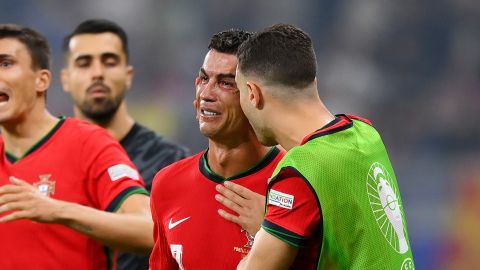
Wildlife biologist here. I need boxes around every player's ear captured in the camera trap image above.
[193,99,200,118]
[126,65,134,90]
[246,81,263,109]
[35,69,51,94]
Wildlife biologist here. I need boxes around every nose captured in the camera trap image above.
[199,80,216,102]
[90,60,105,81]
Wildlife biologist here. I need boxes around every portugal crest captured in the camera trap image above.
[241,228,255,249]
[33,174,55,197]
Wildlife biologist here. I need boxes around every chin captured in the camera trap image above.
[256,133,277,147]
[0,109,15,123]
[199,126,216,138]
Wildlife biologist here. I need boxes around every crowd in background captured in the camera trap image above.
[3,0,480,268]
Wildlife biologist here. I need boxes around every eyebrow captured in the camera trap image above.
[0,54,14,60]
[74,52,121,61]
[74,54,92,62]
[101,52,120,60]
[200,68,235,80]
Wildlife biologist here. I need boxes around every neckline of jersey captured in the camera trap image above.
[6,116,67,163]
[300,114,353,145]
[199,146,280,183]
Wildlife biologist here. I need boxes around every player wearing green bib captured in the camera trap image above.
[234,24,415,269]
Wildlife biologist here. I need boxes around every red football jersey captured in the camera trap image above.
[0,117,147,270]
[150,147,284,270]
[263,170,322,269]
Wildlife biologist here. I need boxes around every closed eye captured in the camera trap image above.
[0,60,12,68]
[101,53,120,67]
[0,55,15,68]
[74,56,92,68]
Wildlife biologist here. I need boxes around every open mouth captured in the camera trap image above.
[0,92,9,103]
[201,109,220,116]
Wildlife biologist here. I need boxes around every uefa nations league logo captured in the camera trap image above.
[367,162,409,254]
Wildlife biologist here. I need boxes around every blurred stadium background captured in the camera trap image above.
[3,0,480,268]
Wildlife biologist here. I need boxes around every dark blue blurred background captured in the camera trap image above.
[3,1,479,268]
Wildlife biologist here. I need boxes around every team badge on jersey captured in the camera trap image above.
[107,164,140,181]
[241,228,255,248]
[367,162,409,254]
[234,229,255,255]
[33,174,55,197]
[268,189,294,209]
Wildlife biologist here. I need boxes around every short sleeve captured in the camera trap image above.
[262,168,321,248]
[81,128,148,211]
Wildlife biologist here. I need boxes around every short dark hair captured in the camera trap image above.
[63,19,129,61]
[208,29,252,54]
[0,24,51,70]
[237,24,317,89]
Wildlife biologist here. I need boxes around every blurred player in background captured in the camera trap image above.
[149,29,284,269]
[0,24,152,270]
[230,23,415,269]
[61,19,189,270]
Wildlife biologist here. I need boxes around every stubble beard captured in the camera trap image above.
[78,93,124,125]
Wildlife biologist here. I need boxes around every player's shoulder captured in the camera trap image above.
[284,143,314,159]
[345,114,384,142]
[63,117,112,136]
[151,151,203,195]
[152,151,203,181]
[61,118,118,148]
[346,114,373,126]
[124,123,189,156]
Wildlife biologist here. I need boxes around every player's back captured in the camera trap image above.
[272,115,415,269]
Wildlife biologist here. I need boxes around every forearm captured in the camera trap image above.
[237,255,248,270]
[56,201,153,254]
[0,178,153,253]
